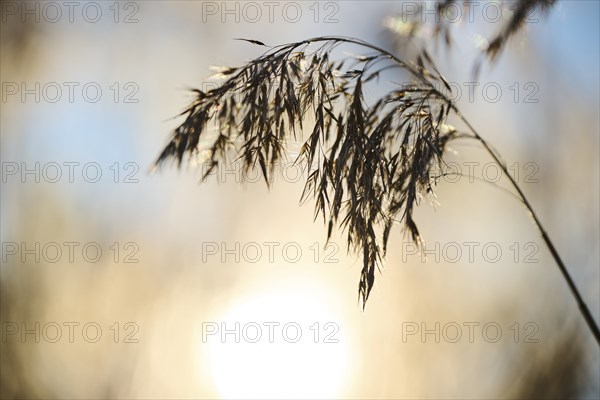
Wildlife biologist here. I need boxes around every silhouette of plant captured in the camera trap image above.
[154,0,600,344]
[385,0,557,75]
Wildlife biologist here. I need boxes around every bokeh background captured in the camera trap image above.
[1,0,599,398]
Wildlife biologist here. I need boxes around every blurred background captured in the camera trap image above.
[1,0,599,398]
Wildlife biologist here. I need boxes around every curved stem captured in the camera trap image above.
[248,35,599,343]
[452,106,600,346]
[292,36,429,85]
[324,35,600,343]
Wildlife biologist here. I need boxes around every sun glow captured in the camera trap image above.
[199,279,351,399]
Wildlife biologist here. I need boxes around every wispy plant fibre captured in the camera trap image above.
[155,36,472,307]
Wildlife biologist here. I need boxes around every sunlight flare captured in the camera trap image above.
[198,279,350,399]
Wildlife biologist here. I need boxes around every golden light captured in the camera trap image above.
[197,277,352,399]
